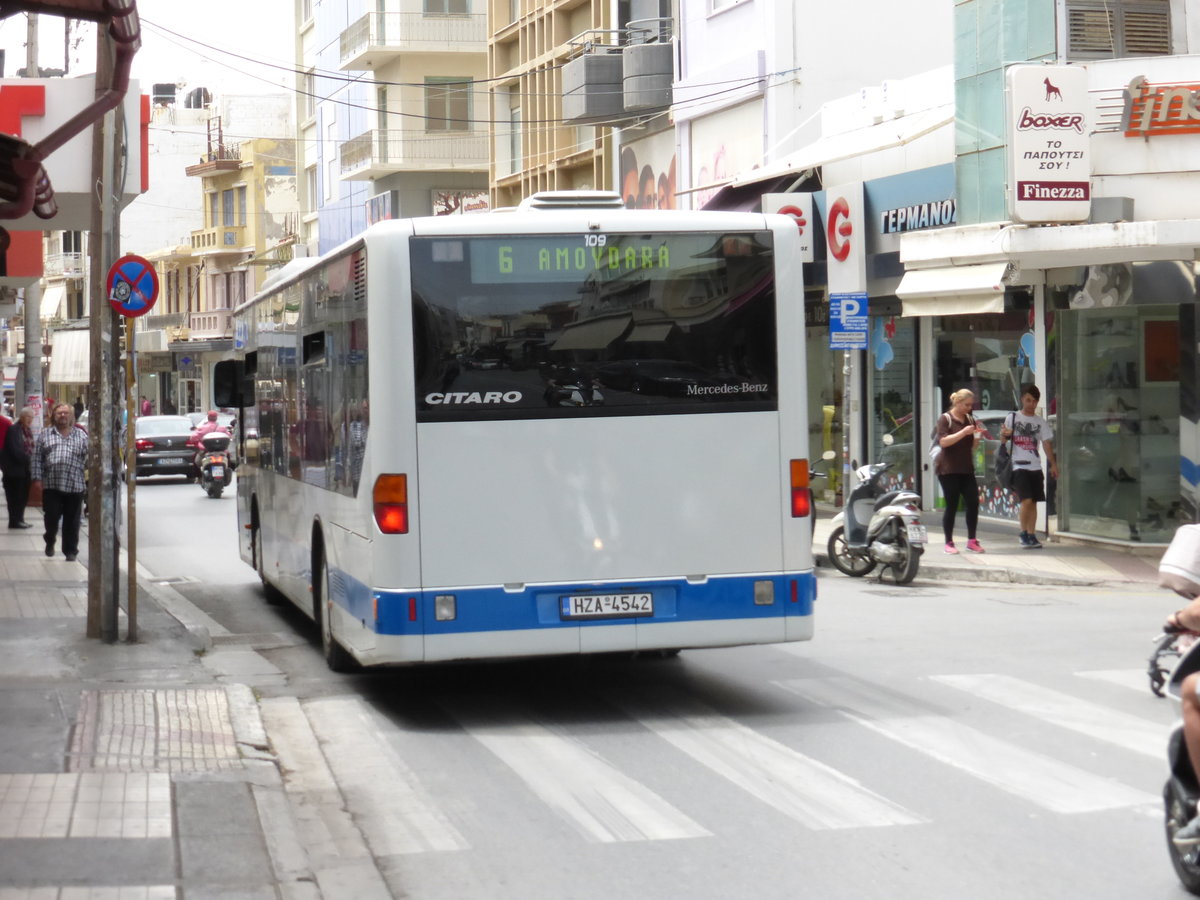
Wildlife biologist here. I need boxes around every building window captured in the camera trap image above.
[302,69,316,121]
[325,117,337,202]
[425,0,469,13]
[1066,0,1170,59]
[208,192,218,228]
[222,189,235,227]
[425,77,470,131]
[237,186,247,226]
[509,103,522,174]
[306,165,318,215]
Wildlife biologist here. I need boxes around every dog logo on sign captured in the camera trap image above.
[1044,78,1062,101]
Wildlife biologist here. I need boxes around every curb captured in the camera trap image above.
[812,552,1101,587]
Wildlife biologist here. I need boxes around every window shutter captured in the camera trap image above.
[1065,0,1170,59]
[1124,7,1171,55]
[1067,5,1115,56]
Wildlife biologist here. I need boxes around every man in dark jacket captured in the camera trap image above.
[1,406,35,528]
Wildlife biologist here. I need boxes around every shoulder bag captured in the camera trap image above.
[994,412,1016,489]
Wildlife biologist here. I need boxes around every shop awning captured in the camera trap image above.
[626,322,674,343]
[47,329,90,384]
[729,104,954,189]
[700,174,806,212]
[897,262,1011,317]
[550,316,630,352]
[39,283,65,318]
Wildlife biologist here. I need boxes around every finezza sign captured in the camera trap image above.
[1005,65,1092,224]
[1122,76,1200,137]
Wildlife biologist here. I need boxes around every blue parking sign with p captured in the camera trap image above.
[829,292,869,350]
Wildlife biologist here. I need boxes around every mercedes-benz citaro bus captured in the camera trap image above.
[214,191,816,670]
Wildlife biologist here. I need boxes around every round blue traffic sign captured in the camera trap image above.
[107,254,160,318]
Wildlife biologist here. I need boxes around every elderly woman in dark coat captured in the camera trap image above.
[1,406,35,528]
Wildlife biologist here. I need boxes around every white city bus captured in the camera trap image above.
[217,192,816,669]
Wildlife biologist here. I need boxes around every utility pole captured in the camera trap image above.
[86,34,122,643]
[24,11,39,77]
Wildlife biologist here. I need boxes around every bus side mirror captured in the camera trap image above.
[214,360,244,409]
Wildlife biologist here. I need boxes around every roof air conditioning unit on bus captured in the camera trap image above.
[518,191,627,211]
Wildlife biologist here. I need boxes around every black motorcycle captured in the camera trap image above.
[196,432,234,499]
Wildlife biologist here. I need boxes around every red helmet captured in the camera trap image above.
[207,410,218,420]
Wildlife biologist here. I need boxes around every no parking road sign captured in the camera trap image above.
[107,254,160,318]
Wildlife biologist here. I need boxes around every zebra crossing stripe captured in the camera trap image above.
[932,673,1168,758]
[303,696,470,855]
[613,687,924,830]
[776,677,1156,814]
[444,697,710,843]
[1076,669,1154,694]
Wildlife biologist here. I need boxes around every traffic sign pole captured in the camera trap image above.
[124,318,137,641]
[105,252,159,643]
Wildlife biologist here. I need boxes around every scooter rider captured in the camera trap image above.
[191,411,231,464]
[1165,587,1200,846]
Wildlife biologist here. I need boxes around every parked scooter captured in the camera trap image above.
[826,457,925,584]
[196,431,234,499]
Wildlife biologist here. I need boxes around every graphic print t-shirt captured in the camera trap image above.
[1011,412,1053,470]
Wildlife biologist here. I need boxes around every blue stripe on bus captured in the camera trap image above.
[340,572,816,636]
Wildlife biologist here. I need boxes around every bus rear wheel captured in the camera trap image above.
[316,550,355,673]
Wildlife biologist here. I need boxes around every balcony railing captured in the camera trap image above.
[189,308,233,341]
[140,311,186,331]
[44,252,85,279]
[340,129,489,179]
[190,225,247,254]
[340,12,486,69]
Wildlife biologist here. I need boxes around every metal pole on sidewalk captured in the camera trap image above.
[124,318,137,641]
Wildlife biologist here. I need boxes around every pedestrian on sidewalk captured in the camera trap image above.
[934,388,985,554]
[1000,383,1058,549]
[31,402,89,561]
[1,406,35,528]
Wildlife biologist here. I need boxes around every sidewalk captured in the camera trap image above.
[0,522,318,900]
[812,503,1164,587]
[0,506,1167,898]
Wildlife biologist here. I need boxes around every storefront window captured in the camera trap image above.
[1059,294,1181,543]
[871,314,916,490]
[934,305,1037,518]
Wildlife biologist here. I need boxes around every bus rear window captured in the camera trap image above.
[410,232,778,422]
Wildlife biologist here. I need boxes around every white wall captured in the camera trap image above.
[673,0,953,198]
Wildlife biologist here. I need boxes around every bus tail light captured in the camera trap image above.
[789,459,811,518]
[374,474,409,534]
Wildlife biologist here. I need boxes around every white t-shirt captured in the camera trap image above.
[1009,411,1053,470]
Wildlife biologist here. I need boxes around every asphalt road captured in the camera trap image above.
[135,479,1186,899]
